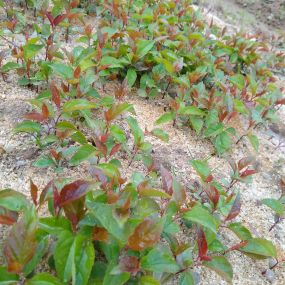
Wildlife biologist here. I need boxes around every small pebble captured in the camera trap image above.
[264,269,275,283]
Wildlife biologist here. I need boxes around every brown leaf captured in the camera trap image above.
[119,256,140,274]
[30,179,38,206]
[24,112,46,122]
[109,143,121,157]
[50,82,60,108]
[92,227,109,242]
[225,193,241,221]
[160,165,173,195]
[42,103,49,120]
[74,66,81,79]
[63,197,85,229]
[127,218,162,251]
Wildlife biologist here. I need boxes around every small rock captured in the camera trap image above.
[264,269,275,283]
[15,160,26,168]
[268,258,277,268]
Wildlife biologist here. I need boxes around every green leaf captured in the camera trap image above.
[70,144,98,166]
[33,156,55,168]
[190,116,204,133]
[0,189,29,211]
[179,271,195,285]
[261,198,284,216]
[126,69,137,87]
[183,205,218,233]
[136,40,155,59]
[203,256,233,282]
[234,99,248,115]
[54,232,95,285]
[23,44,43,60]
[103,263,130,285]
[204,123,224,138]
[25,273,63,285]
[1,62,21,72]
[39,217,72,235]
[127,116,144,146]
[23,237,48,276]
[63,99,97,112]
[50,63,74,79]
[139,276,160,285]
[247,134,259,151]
[139,188,171,199]
[230,74,245,90]
[0,266,19,284]
[240,238,277,259]
[228,223,252,241]
[14,121,42,134]
[87,202,125,241]
[191,160,211,181]
[155,112,175,125]
[141,245,180,273]
[214,131,232,154]
[179,106,205,116]
[150,128,169,142]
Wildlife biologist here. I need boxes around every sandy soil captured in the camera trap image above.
[0,3,285,285]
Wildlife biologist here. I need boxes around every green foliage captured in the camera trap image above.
[0,0,283,284]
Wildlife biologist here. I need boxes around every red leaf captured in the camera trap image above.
[74,66,81,79]
[225,194,241,221]
[160,165,173,195]
[45,12,54,27]
[39,180,54,206]
[30,179,38,206]
[53,185,61,215]
[205,174,214,183]
[24,112,46,122]
[109,143,121,157]
[42,103,49,120]
[50,149,61,161]
[276,98,285,105]
[204,184,220,208]
[62,197,85,229]
[240,169,257,178]
[0,207,18,225]
[59,180,90,206]
[197,227,210,261]
[50,82,60,108]
[53,14,67,27]
[127,218,162,251]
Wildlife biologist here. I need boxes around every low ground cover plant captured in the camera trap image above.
[0,0,284,284]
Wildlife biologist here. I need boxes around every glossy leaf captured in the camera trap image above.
[240,238,277,259]
[203,256,233,282]
[141,245,179,273]
[183,205,218,233]
[225,193,241,221]
[127,218,163,251]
